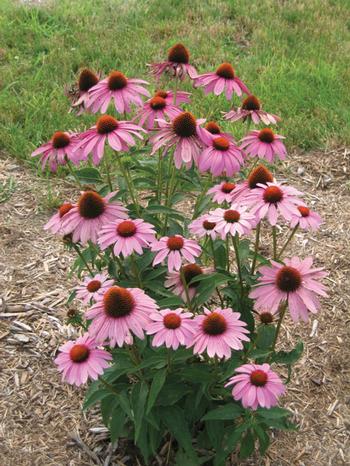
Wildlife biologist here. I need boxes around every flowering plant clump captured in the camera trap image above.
[34,42,328,464]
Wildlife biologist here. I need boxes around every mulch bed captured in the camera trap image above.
[0,148,349,465]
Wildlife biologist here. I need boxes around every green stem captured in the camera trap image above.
[180,268,192,311]
[269,302,288,358]
[173,77,178,105]
[226,236,231,272]
[192,175,212,219]
[157,150,163,204]
[162,159,176,235]
[66,161,82,188]
[251,222,261,275]
[209,236,217,269]
[131,254,143,288]
[71,242,93,275]
[277,225,299,259]
[232,234,244,297]
[112,250,126,276]
[272,226,277,260]
[116,156,141,216]
[104,154,113,191]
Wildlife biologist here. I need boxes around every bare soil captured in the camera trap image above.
[0,148,349,466]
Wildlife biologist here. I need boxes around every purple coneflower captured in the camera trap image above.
[224,95,280,125]
[146,308,195,350]
[150,111,205,169]
[194,62,250,100]
[225,363,285,410]
[250,256,328,322]
[61,191,128,245]
[240,128,287,163]
[86,70,150,114]
[73,115,146,165]
[86,286,158,346]
[54,334,112,386]
[32,131,81,172]
[149,43,197,80]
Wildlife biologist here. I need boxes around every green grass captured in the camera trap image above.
[1,0,349,166]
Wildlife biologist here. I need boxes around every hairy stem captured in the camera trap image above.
[272,225,277,260]
[270,302,288,357]
[116,156,141,216]
[251,222,261,274]
[180,268,192,311]
[66,161,83,188]
[71,242,93,275]
[277,225,299,259]
[232,234,244,297]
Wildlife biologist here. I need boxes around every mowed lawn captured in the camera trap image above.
[0,0,349,165]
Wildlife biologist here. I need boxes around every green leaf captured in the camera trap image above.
[202,403,244,421]
[83,383,109,410]
[157,382,190,406]
[109,407,126,443]
[257,407,291,420]
[272,341,304,365]
[254,424,270,455]
[160,406,196,457]
[74,167,102,184]
[181,365,214,383]
[248,348,272,359]
[132,382,149,442]
[158,295,184,308]
[256,324,276,350]
[101,394,117,424]
[224,423,248,449]
[206,420,224,450]
[146,368,167,414]
[239,429,255,459]
[66,289,76,305]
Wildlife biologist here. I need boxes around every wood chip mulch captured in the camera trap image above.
[0,148,349,466]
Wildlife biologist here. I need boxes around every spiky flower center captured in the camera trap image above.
[155,90,168,99]
[250,369,268,386]
[163,312,181,329]
[70,344,90,363]
[97,115,119,134]
[103,286,135,318]
[172,112,197,138]
[259,312,273,324]
[167,236,184,251]
[224,210,240,223]
[52,131,70,149]
[117,220,137,238]
[87,280,102,293]
[150,96,167,110]
[58,203,73,218]
[216,63,235,79]
[242,95,260,111]
[182,264,203,288]
[205,121,221,134]
[258,128,275,143]
[221,182,236,193]
[203,220,216,230]
[78,191,105,219]
[298,206,310,217]
[202,312,227,335]
[276,266,302,292]
[213,136,230,151]
[168,43,189,64]
[108,71,127,91]
[78,68,99,92]
[263,186,283,204]
[247,165,274,189]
